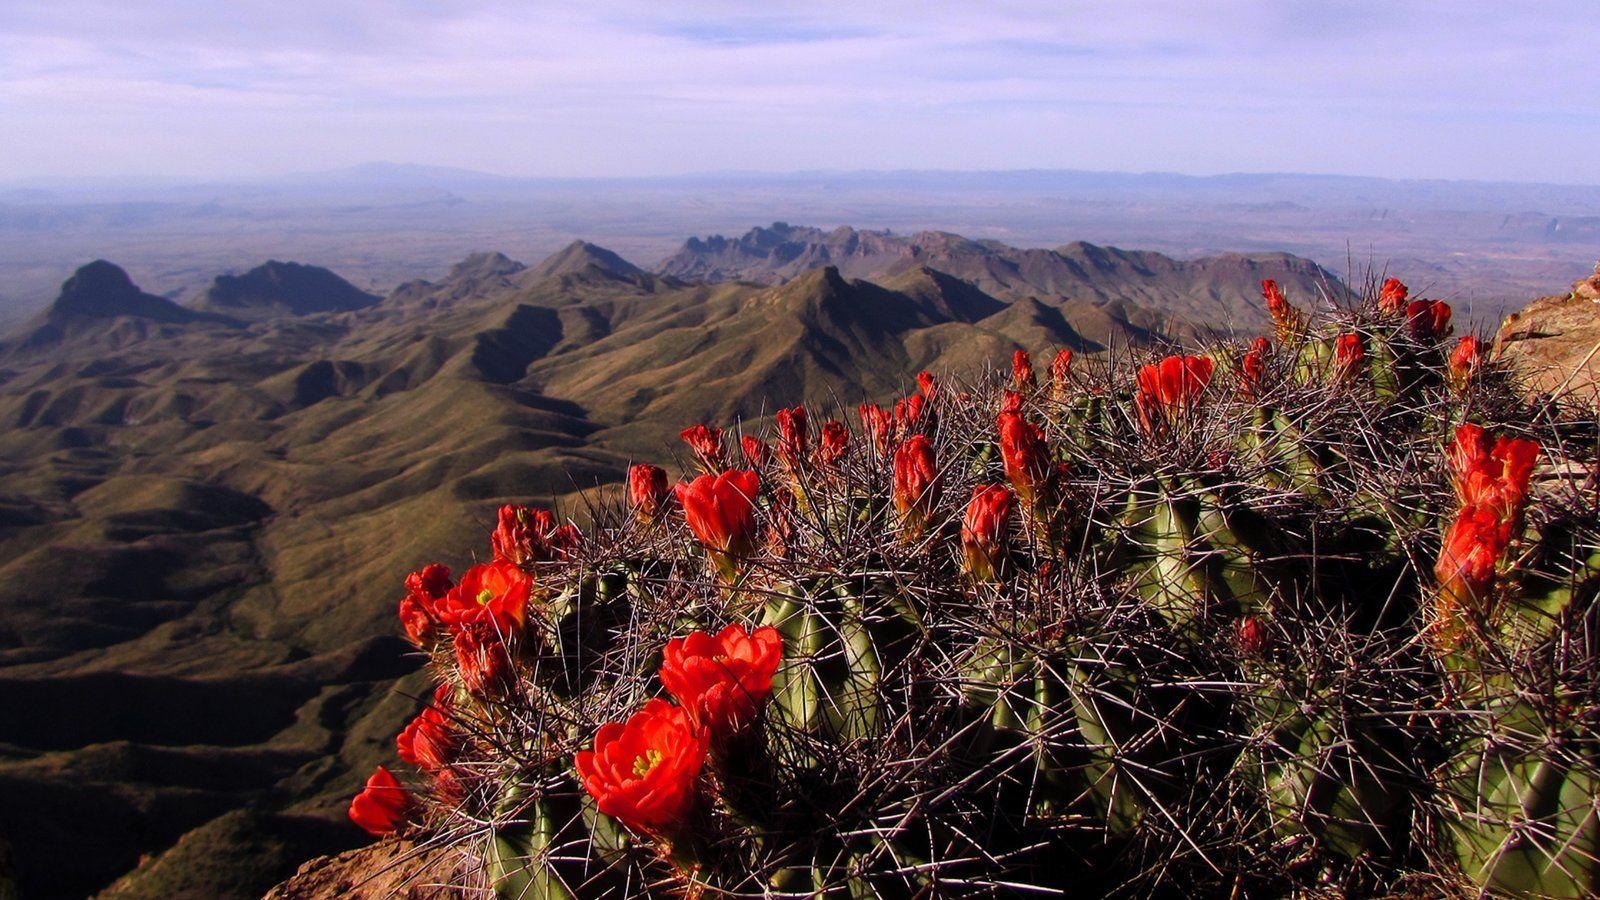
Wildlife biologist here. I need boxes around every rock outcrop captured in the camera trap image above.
[1494,263,1600,402]
[264,838,463,899]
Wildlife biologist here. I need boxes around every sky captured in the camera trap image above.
[1,1,1597,184]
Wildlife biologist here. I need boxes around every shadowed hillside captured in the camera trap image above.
[0,229,1346,897]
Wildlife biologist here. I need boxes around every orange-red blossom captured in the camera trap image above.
[658,624,782,742]
[674,469,761,581]
[575,698,709,835]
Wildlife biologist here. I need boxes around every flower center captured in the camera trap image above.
[476,589,495,606]
[632,748,664,778]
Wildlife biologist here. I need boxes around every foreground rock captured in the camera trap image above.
[1494,263,1600,402]
[264,838,464,899]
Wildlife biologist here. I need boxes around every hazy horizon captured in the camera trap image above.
[4,1,1598,184]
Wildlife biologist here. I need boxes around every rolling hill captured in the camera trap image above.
[0,228,1345,897]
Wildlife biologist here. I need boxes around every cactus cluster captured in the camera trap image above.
[349,276,1599,898]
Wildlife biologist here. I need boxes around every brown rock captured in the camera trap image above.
[264,838,467,900]
[1493,263,1600,403]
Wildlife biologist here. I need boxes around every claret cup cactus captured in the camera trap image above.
[350,278,1599,898]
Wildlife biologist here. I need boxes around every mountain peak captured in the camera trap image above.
[194,261,380,320]
[529,241,643,280]
[48,261,206,324]
[447,251,526,283]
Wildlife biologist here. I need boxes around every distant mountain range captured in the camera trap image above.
[0,227,1345,897]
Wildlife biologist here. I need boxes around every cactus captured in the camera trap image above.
[345,275,1600,899]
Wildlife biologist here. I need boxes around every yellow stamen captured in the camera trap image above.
[476,589,495,605]
[632,748,664,778]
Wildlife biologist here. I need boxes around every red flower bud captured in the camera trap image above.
[1135,355,1214,436]
[679,424,726,471]
[1262,280,1305,341]
[1236,616,1271,657]
[1012,349,1037,391]
[741,434,773,468]
[575,698,709,835]
[961,484,1014,581]
[397,704,458,772]
[816,420,849,468]
[659,624,783,742]
[674,470,761,578]
[1049,349,1074,395]
[916,370,939,399]
[1000,389,1023,415]
[453,621,513,695]
[893,435,941,539]
[858,403,893,455]
[775,406,809,469]
[491,505,560,565]
[1379,277,1409,315]
[997,409,1050,505]
[1237,338,1269,400]
[1333,332,1366,383]
[1405,298,1453,342]
[628,463,670,522]
[893,393,927,438]
[398,563,452,647]
[1448,336,1482,392]
[348,766,412,836]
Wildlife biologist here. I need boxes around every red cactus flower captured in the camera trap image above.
[1405,298,1453,342]
[675,470,761,579]
[491,504,563,565]
[574,697,709,834]
[659,624,783,741]
[961,484,1014,581]
[397,704,458,772]
[1448,424,1538,524]
[1012,349,1037,391]
[1448,336,1483,392]
[741,434,773,468]
[997,409,1050,505]
[775,406,809,468]
[680,423,726,471]
[859,402,892,454]
[434,559,533,633]
[1237,339,1269,400]
[1333,332,1366,382]
[892,434,941,539]
[1379,277,1409,315]
[893,393,927,437]
[628,463,670,522]
[453,621,513,695]
[1000,389,1023,415]
[348,766,412,836]
[816,420,849,467]
[1139,355,1214,409]
[1049,349,1074,394]
[1136,355,1214,436]
[1432,503,1513,649]
[916,370,939,399]
[1262,279,1305,340]
[398,563,452,647]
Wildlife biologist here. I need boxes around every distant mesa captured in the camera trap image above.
[529,241,644,281]
[193,260,381,320]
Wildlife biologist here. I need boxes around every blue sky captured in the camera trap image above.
[1,1,1596,183]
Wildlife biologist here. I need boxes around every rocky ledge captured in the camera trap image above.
[1494,263,1600,402]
